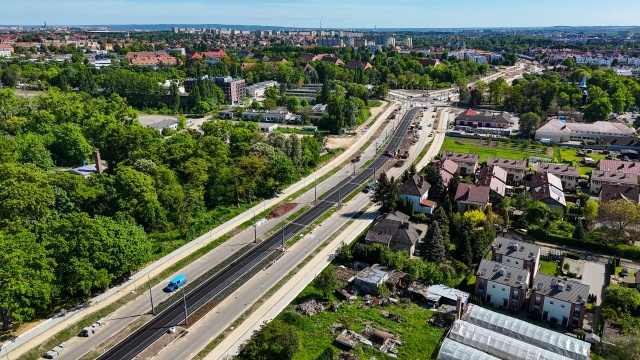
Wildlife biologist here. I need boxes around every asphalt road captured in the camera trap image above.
[97,107,420,360]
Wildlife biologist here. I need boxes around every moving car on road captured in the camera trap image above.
[165,274,187,292]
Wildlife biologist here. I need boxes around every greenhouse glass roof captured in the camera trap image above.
[437,338,500,360]
[462,304,590,360]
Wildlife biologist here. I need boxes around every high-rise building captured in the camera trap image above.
[374,35,386,46]
[386,37,396,47]
[405,37,413,48]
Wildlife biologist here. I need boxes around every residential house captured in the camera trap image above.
[590,170,638,194]
[598,184,640,203]
[597,159,640,176]
[436,159,459,186]
[364,212,420,255]
[491,238,541,283]
[477,165,507,201]
[537,163,579,191]
[455,109,512,129]
[398,174,434,214]
[267,56,288,63]
[385,270,409,291]
[487,157,527,184]
[295,62,315,75]
[530,274,589,328]
[417,59,440,67]
[475,259,530,311]
[345,60,373,70]
[187,51,203,60]
[320,56,344,66]
[530,172,567,211]
[300,53,323,61]
[535,119,636,143]
[352,267,388,294]
[202,49,227,58]
[442,151,478,175]
[454,183,491,212]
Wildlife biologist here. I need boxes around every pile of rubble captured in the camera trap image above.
[380,310,404,323]
[338,352,360,360]
[296,299,325,316]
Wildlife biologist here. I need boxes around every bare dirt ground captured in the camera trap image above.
[267,203,298,219]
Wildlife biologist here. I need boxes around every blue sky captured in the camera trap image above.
[2,0,640,28]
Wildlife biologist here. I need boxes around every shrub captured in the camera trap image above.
[566,252,581,260]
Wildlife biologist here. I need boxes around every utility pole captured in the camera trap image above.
[373,162,376,179]
[281,222,285,252]
[314,175,317,203]
[148,274,155,315]
[253,211,257,243]
[337,187,341,207]
[182,287,188,326]
[353,160,356,176]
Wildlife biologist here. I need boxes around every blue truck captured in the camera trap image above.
[165,274,187,292]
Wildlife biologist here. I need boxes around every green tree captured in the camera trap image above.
[424,221,446,262]
[313,267,338,299]
[573,219,585,240]
[0,67,18,88]
[597,199,640,245]
[50,123,93,166]
[425,164,445,201]
[113,166,164,229]
[603,285,640,313]
[0,231,55,330]
[371,172,399,213]
[238,320,300,360]
[583,98,612,122]
[519,112,542,138]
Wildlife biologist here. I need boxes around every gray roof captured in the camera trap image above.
[591,170,638,186]
[454,183,490,205]
[443,151,479,163]
[599,184,640,203]
[354,267,387,285]
[537,162,579,177]
[487,157,527,170]
[399,174,431,197]
[477,259,530,288]
[492,237,540,261]
[148,118,178,130]
[365,212,420,247]
[533,273,590,305]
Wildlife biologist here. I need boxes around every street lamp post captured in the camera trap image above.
[253,211,257,243]
[148,274,155,315]
[182,288,188,326]
[314,175,317,203]
[281,222,285,252]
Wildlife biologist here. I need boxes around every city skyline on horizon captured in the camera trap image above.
[2,0,640,29]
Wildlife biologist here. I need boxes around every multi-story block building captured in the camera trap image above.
[475,259,530,311]
[590,170,638,194]
[529,274,589,328]
[491,238,541,283]
[487,157,527,184]
[537,163,579,191]
[214,76,246,104]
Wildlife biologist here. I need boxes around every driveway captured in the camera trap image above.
[581,261,606,306]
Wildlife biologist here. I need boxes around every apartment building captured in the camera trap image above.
[475,259,530,311]
[442,151,478,175]
[537,162,579,191]
[487,157,527,184]
[590,170,638,194]
[491,238,541,283]
[529,274,589,328]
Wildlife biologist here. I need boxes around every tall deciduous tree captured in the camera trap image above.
[519,112,542,138]
[371,172,399,213]
[313,267,338,299]
[597,199,640,245]
[425,164,445,201]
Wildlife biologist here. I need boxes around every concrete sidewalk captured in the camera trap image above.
[209,210,377,359]
[6,101,398,359]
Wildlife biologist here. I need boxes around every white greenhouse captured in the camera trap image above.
[462,304,591,360]
[437,338,500,360]
[449,320,573,360]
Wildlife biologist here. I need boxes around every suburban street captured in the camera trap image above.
[49,102,412,360]
[154,104,441,360]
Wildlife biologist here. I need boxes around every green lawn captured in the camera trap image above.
[440,137,601,176]
[278,284,445,360]
[538,260,558,276]
[441,137,552,164]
